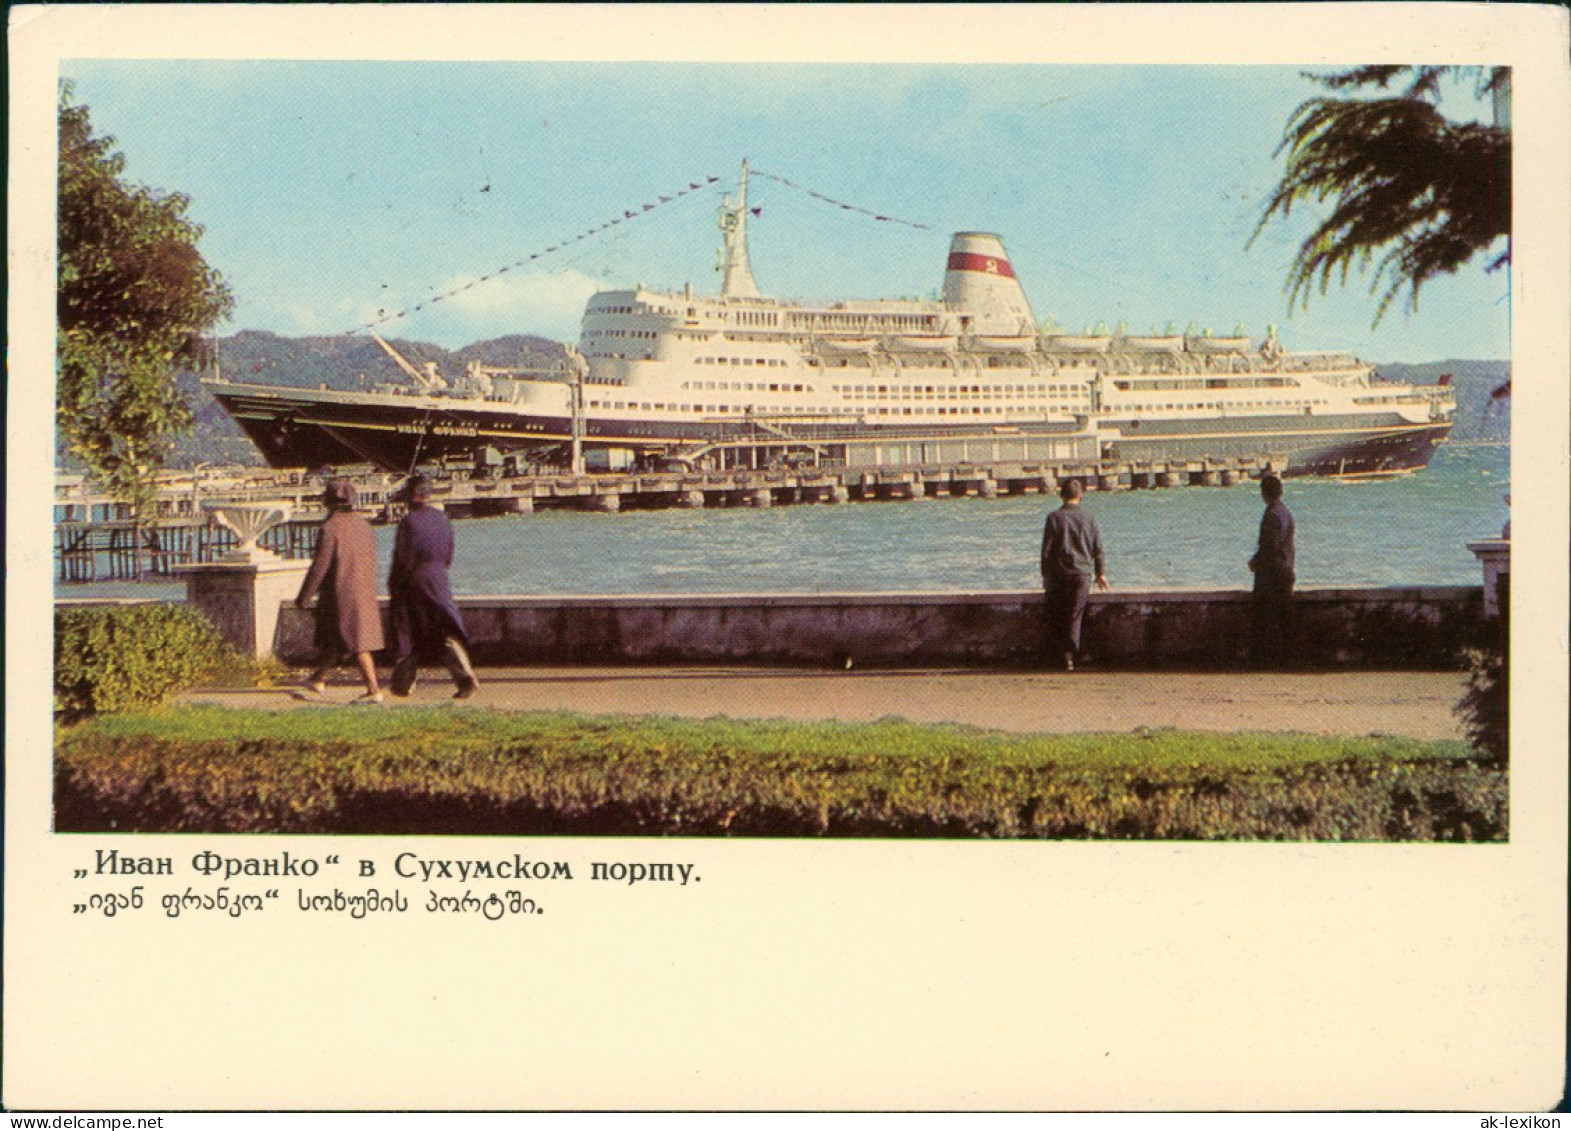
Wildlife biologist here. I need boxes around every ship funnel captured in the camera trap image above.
[941,232,1035,335]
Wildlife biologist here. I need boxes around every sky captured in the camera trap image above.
[59,61,1512,364]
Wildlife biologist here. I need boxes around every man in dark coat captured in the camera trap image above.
[388,475,479,699]
[1248,473,1296,667]
[1040,478,1110,671]
[296,478,385,703]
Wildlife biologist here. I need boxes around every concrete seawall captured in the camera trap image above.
[268,587,1486,669]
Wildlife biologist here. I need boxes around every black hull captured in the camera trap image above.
[1101,414,1453,477]
[210,381,1087,472]
[210,381,1452,478]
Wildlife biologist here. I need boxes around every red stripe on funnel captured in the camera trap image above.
[946,251,1016,278]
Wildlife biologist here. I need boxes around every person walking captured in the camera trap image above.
[387,475,479,699]
[1248,472,1296,667]
[296,478,385,703]
[1040,478,1110,671]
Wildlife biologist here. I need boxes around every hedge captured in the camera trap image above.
[54,708,1507,840]
[55,604,228,717]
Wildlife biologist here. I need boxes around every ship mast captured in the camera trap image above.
[718,160,761,298]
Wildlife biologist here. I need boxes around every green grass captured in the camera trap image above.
[54,707,1504,840]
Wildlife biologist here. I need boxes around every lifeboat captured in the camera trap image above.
[969,335,1036,353]
[815,337,877,356]
[887,334,959,353]
[1045,334,1111,352]
[1120,335,1184,352]
[1186,335,1252,353]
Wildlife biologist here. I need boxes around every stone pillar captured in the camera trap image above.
[979,479,999,499]
[180,558,311,660]
[828,485,850,504]
[1467,539,1510,619]
[592,492,622,513]
[679,489,706,509]
[749,489,774,508]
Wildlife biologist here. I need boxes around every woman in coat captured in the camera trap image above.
[296,478,385,703]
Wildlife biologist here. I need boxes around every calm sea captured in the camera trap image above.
[61,442,1509,600]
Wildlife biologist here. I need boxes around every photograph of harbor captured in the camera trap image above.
[50,59,1512,840]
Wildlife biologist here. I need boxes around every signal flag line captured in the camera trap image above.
[342,173,721,337]
[749,169,931,231]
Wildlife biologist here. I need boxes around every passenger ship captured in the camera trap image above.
[207,162,1455,477]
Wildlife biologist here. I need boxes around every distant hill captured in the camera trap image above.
[108,338,1508,468]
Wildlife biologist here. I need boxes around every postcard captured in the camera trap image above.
[8,3,1568,1113]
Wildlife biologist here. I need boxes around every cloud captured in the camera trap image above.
[272,269,608,346]
[421,268,609,342]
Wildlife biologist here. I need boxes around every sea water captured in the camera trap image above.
[60,442,1509,599]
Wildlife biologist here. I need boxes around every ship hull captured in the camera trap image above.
[210,380,1451,478]
[1099,412,1453,476]
[213,382,573,470]
[211,381,1089,471]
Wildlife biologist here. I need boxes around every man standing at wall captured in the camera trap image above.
[1040,478,1110,672]
[1248,472,1296,667]
[388,475,480,699]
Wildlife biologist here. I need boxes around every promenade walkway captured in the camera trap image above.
[185,667,1471,741]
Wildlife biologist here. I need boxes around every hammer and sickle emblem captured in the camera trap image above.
[985,258,999,273]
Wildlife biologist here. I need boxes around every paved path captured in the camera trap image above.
[186,667,1471,741]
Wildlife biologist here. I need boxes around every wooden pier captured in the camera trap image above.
[421,453,1281,518]
[54,453,1281,582]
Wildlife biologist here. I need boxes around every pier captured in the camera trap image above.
[54,453,1281,581]
[424,453,1278,518]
